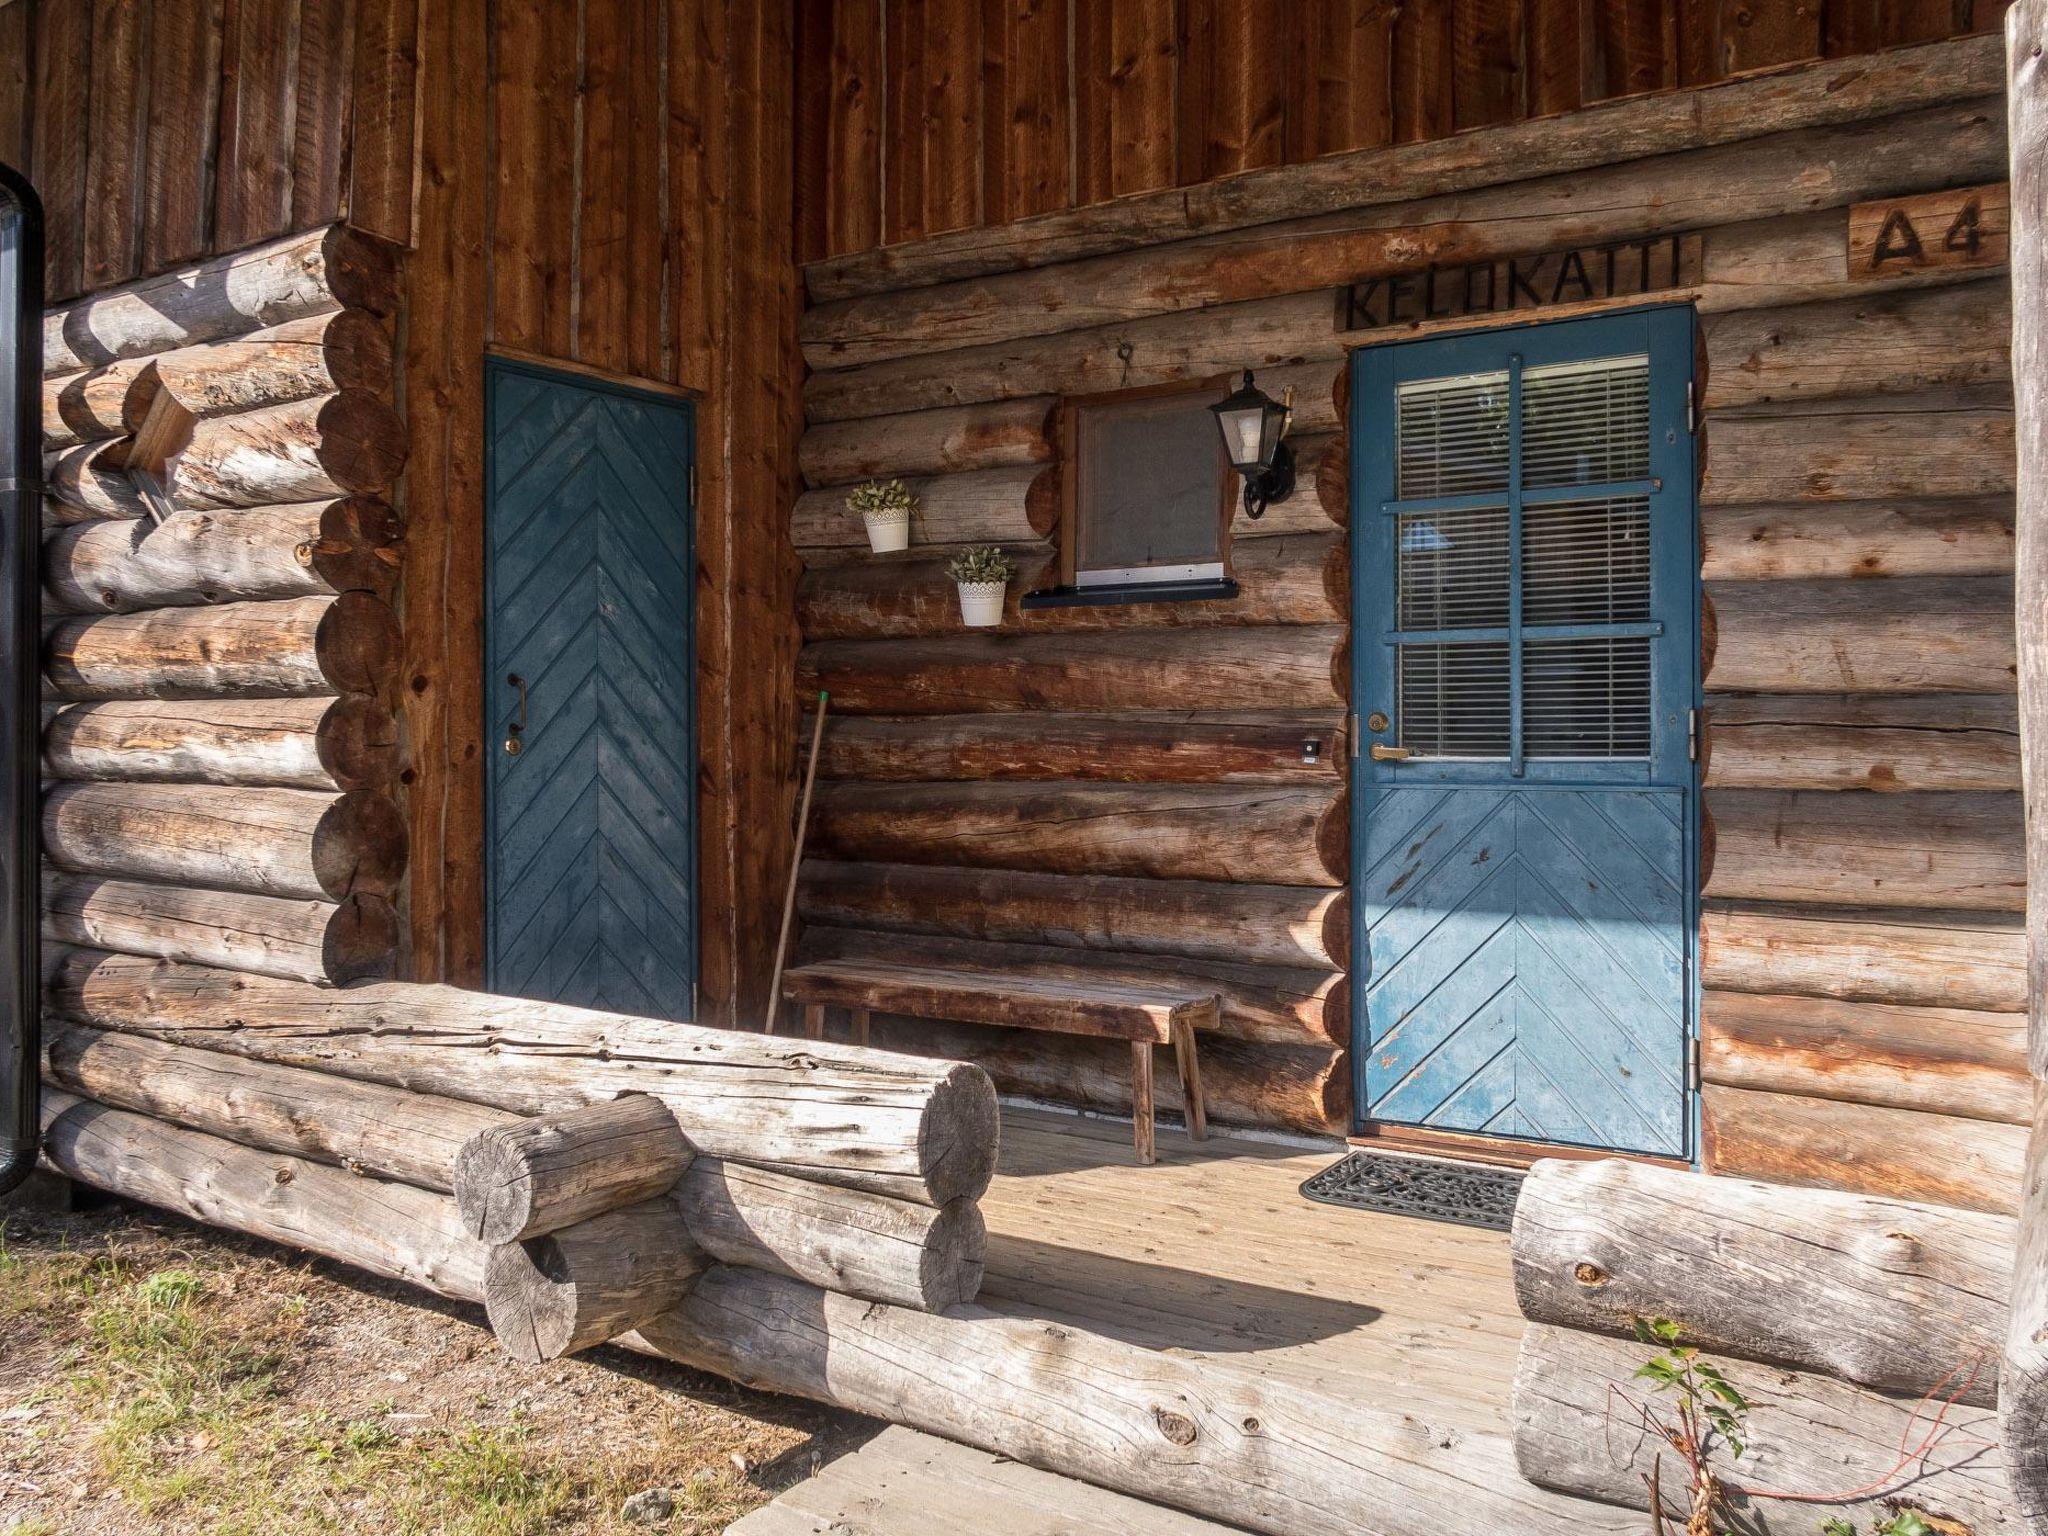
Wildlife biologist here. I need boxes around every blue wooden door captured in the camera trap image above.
[1350,308,1697,1157]
[484,359,696,1021]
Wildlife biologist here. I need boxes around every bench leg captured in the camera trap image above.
[1172,1019,1208,1141]
[1131,1042,1156,1165]
[850,1007,871,1048]
[802,1003,826,1041]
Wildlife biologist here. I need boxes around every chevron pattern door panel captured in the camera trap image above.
[1351,307,1697,1158]
[484,361,695,1021]
[1359,785,1687,1153]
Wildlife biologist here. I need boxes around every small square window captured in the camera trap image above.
[1043,382,1235,602]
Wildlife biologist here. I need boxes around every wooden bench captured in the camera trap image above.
[780,958,1214,1164]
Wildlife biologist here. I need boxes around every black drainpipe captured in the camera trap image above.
[0,162,42,1198]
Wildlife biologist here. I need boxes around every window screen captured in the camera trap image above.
[1071,390,1227,584]
[1393,353,1654,762]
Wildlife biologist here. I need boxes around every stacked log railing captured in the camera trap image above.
[37,228,409,990]
[36,946,1003,1327]
[790,34,2027,1152]
[36,947,1661,1536]
[1507,1157,2024,1531]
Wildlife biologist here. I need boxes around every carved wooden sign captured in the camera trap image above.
[1848,183,2009,281]
[1339,233,1703,332]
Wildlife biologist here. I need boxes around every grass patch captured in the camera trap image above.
[0,1213,840,1535]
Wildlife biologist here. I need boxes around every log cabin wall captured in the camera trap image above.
[792,33,2032,1200]
[794,0,2009,264]
[12,0,803,1026]
[37,229,410,990]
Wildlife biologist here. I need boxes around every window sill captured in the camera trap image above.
[1018,577,1240,611]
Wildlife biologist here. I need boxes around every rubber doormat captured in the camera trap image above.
[1299,1151,1524,1232]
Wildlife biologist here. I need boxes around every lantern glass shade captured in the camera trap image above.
[1210,371,1287,473]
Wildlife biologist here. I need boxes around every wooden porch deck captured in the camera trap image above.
[975,1107,1523,1436]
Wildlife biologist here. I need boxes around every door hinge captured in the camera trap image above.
[1686,378,1696,434]
[1687,1037,1703,1093]
[1687,707,1699,763]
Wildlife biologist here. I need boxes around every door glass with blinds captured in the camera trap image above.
[1392,357,1653,766]
[1351,308,1696,1159]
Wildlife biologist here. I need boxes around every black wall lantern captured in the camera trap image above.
[1210,369,1295,520]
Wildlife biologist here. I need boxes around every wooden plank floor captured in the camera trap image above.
[974,1107,1523,1435]
[728,1425,1251,1535]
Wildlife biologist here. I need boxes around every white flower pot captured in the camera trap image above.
[956,581,1007,628]
[862,506,911,553]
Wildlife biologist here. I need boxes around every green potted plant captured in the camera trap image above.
[847,478,918,553]
[946,546,1014,628]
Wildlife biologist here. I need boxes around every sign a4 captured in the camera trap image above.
[1848,183,2009,281]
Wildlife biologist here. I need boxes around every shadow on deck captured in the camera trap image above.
[976,1106,1523,1433]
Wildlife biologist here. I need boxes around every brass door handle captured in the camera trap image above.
[1369,743,1412,762]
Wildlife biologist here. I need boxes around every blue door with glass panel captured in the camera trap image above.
[1350,307,1696,1157]
[484,358,696,1021]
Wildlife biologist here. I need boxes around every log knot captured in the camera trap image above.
[1151,1406,1199,1446]
[1572,1260,1611,1288]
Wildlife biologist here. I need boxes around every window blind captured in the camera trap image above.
[1392,353,1654,763]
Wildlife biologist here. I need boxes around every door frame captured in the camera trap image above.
[479,351,701,1013]
[1344,303,1703,1165]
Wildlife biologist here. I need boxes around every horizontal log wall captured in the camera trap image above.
[1694,232,2025,1202]
[792,44,2026,1163]
[794,358,1351,1127]
[37,230,407,989]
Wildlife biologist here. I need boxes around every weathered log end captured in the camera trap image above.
[1314,433,1348,527]
[1024,465,1061,538]
[1320,889,1351,976]
[923,1198,988,1310]
[453,1093,695,1244]
[318,694,404,790]
[322,227,404,319]
[307,792,409,900]
[326,894,402,986]
[311,496,406,596]
[1315,786,1349,885]
[483,1198,709,1363]
[316,591,403,696]
[919,1060,1002,1206]
[311,390,410,494]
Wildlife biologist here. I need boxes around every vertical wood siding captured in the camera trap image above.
[1072,0,1178,204]
[8,0,416,300]
[20,0,799,1024]
[403,0,801,1027]
[797,0,2010,260]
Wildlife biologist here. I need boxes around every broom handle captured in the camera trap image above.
[765,691,829,1034]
